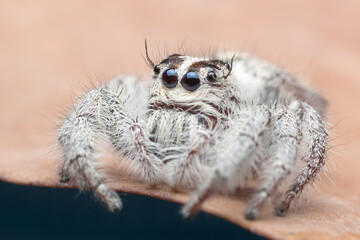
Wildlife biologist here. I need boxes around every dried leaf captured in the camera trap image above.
[0,1,359,239]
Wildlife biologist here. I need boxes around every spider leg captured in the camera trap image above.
[58,76,162,211]
[58,86,123,211]
[245,101,303,220]
[106,77,163,185]
[164,115,213,189]
[274,102,328,216]
[181,105,271,218]
[171,130,212,189]
[274,71,327,117]
[226,53,327,116]
[110,119,163,185]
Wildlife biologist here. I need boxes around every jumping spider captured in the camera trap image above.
[58,44,328,220]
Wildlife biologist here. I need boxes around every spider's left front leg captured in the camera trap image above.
[245,101,304,220]
[245,101,328,220]
[166,129,211,189]
[274,102,328,217]
[160,113,215,189]
[181,105,272,218]
[110,118,163,186]
[103,78,163,186]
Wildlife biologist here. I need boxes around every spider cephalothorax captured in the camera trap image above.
[58,46,328,220]
[148,54,237,117]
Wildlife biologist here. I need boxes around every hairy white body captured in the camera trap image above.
[58,51,328,220]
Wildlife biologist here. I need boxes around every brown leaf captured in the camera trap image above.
[0,1,359,239]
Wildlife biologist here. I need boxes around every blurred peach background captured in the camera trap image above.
[0,1,359,239]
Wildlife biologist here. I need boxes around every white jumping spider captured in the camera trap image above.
[58,43,328,220]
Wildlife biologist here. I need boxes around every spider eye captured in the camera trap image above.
[154,65,161,75]
[181,71,200,91]
[224,63,230,70]
[162,69,178,88]
[206,71,216,82]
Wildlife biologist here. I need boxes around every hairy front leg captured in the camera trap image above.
[181,105,271,218]
[58,76,161,211]
[162,114,215,189]
[245,101,303,220]
[275,103,328,216]
[58,87,122,211]
[110,119,163,185]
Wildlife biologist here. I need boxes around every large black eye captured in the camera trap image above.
[162,69,178,88]
[181,71,200,91]
[224,63,230,70]
[154,65,161,75]
[206,71,216,82]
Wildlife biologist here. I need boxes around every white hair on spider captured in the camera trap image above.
[57,41,328,220]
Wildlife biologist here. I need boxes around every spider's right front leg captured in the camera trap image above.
[58,86,123,212]
[58,76,162,211]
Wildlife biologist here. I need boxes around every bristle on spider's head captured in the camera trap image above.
[144,40,155,68]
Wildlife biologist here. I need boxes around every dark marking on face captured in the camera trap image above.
[196,115,209,128]
[149,122,158,142]
[168,53,183,58]
[159,54,185,68]
[188,61,209,71]
[209,59,227,66]
[188,60,223,72]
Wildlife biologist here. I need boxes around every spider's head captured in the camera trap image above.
[147,54,237,116]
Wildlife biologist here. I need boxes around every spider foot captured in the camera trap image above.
[181,186,213,219]
[96,184,123,212]
[245,207,259,220]
[274,205,287,217]
[59,171,70,183]
[181,198,200,219]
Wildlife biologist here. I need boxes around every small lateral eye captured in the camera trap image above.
[181,71,200,91]
[154,65,161,75]
[206,71,216,82]
[162,69,178,88]
[224,63,230,70]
